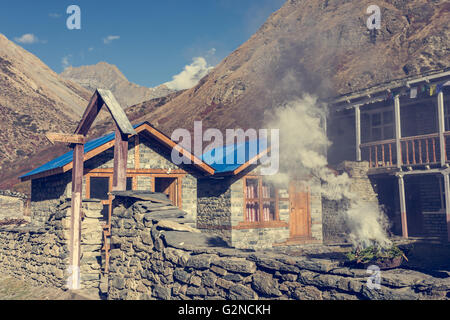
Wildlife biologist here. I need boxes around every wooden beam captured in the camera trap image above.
[394,95,402,168]
[74,92,103,136]
[140,124,215,175]
[112,127,128,191]
[46,133,86,145]
[97,89,136,136]
[397,175,408,238]
[438,91,446,166]
[69,143,84,290]
[355,106,361,161]
[134,135,140,169]
[443,173,450,242]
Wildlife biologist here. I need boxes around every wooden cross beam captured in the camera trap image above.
[46,133,86,145]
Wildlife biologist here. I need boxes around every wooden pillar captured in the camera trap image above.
[69,143,84,290]
[397,174,408,238]
[112,127,129,191]
[443,173,450,242]
[394,95,402,168]
[437,91,446,166]
[355,106,362,161]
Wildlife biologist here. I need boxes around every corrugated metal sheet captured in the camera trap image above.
[21,124,268,179]
[20,123,144,179]
[201,139,267,174]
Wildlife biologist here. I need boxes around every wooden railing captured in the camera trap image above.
[361,139,396,168]
[361,133,449,169]
[400,133,440,166]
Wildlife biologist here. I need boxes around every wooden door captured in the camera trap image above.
[289,182,311,239]
[155,177,178,206]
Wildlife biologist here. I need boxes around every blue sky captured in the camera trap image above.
[0,0,284,87]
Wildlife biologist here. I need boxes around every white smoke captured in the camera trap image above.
[266,94,392,249]
[165,57,214,91]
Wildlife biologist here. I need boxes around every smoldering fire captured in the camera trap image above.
[265,94,392,249]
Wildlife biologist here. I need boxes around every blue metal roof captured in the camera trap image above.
[20,123,144,179]
[201,139,268,174]
[21,124,268,179]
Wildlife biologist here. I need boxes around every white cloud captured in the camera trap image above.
[207,48,217,56]
[165,57,214,91]
[49,13,62,18]
[103,35,120,44]
[14,33,41,44]
[88,47,94,52]
[62,55,72,70]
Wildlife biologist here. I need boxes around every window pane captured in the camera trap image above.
[372,113,381,126]
[384,125,394,139]
[262,182,276,198]
[246,201,260,222]
[372,127,382,141]
[245,179,259,198]
[262,201,276,221]
[90,177,110,200]
[383,111,393,124]
[126,177,133,191]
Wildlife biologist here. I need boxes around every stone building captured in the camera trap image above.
[0,190,30,221]
[328,68,450,241]
[21,122,327,250]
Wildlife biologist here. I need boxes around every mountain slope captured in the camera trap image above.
[133,0,450,134]
[0,33,91,186]
[60,62,175,108]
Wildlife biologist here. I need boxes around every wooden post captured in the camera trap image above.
[443,173,450,242]
[355,106,361,161]
[394,95,402,168]
[69,143,84,290]
[397,174,408,238]
[112,127,129,191]
[438,91,446,166]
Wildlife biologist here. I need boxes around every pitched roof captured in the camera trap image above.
[20,122,215,181]
[20,123,270,181]
[201,139,269,175]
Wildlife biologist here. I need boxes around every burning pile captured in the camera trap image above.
[346,245,408,270]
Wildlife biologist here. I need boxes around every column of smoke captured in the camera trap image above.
[264,94,392,249]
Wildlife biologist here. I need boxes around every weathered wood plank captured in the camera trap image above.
[97,89,136,135]
[74,92,102,136]
[46,133,86,144]
[112,127,128,191]
[69,143,84,290]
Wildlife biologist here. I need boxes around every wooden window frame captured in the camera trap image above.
[151,174,183,209]
[363,107,394,142]
[235,176,288,230]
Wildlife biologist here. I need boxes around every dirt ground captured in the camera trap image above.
[0,275,93,300]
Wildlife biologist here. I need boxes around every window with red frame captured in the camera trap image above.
[244,177,278,222]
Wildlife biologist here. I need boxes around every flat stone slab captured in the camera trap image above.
[156,220,201,233]
[162,231,228,249]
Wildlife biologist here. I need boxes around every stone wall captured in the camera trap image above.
[323,161,380,244]
[30,172,73,226]
[197,177,233,243]
[108,194,450,300]
[0,198,103,296]
[198,173,323,250]
[230,178,290,249]
[0,190,30,221]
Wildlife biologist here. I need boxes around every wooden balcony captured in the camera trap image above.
[361,133,449,169]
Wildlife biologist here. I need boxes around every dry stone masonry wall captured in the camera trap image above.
[0,198,103,297]
[0,190,30,221]
[108,192,449,300]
